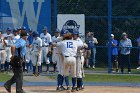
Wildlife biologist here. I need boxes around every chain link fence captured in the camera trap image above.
[56,0,140,71]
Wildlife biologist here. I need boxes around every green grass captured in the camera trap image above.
[84,74,140,82]
[47,73,140,83]
[0,73,11,82]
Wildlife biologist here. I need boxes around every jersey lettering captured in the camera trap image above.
[67,42,73,48]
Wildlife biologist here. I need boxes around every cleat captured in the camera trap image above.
[71,87,76,92]
[4,83,11,93]
[61,86,66,91]
[66,87,71,90]
[136,66,140,69]
[56,87,62,91]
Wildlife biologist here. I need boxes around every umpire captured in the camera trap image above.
[4,31,28,93]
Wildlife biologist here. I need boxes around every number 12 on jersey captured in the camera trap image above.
[67,42,73,48]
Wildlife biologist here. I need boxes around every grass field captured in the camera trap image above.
[0,73,11,82]
[0,68,140,83]
[84,74,140,82]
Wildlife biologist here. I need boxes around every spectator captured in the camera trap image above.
[136,36,140,69]
[85,32,91,68]
[89,32,98,68]
[111,34,119,72]
[119,32,132,74]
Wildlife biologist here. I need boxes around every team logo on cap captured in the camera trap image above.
[62,20,80,33]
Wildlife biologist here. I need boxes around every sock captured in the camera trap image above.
[61,75,64,86]
[41,63,43,72]
[1,64,4,70]
[80,78,83,87]
[46,64,49,71]
[77,78,80,87]
[4,61,8,71]
[65,76,69,87]
[33,66,36,74]
[26,63,29,72]
[53,64,56,71]
[72,77,76,87]
[38,66,41,74]
[57,74,61,87]
[29,61,33,70]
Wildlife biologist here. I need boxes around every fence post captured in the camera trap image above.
[54,0,57,32]
[108,0,112,73]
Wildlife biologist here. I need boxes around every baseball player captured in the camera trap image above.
[51,29,61,72]
[25,29,33,72]
[52,29,66,91]
[56,31,83,92]
[12,28,20,44]
[31,31,42,76]
[0,30,6,72]
[3,27,13,71]
[40,27,52,72]
[72,30,85,91]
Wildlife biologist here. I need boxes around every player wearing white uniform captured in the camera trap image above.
[72,30,85,91]
[25,29,33,72]
[12,28,20,44]
[53,30,66,91]
[40,27,52,72]
[31,32,42,76]
[0,30,6,71]
[57,31,83,92]
[51,29,61,72]
[3,27,13,71]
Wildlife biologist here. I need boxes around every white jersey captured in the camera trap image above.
[40,33,52,46]
[2,33,13,38]
[0,37,4,49]
[57,40,83,57]
[75,37,84,56]
[52,35,61,43]
[12,35,20,44]
[3,33,13,46]
[32,37,42,51]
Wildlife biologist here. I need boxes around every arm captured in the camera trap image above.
[93,38,98,44]
[38,39,42,51]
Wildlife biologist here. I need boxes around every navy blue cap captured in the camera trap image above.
[7,27,12,31]
[42,26,48,31]
[20,31,28,37]
[55,29,60,33]
[64,29,70,34]
[22,26,26,30]
[33,31,39,37]
[60,29,65,36]
[13,28,18,32]
[0,29,2,32]
[29,28,33,32]
[72,29,79,35]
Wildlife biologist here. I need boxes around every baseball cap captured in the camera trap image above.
[55,29,60,33]
[7,27,12,31]
[122,32,127,36]
[20,31,28,37]
[111,34,114,37]
[42,26,48,31]
[28,28,33,32]
[60,29,65,36]
[63,29,70,34]
[72,29,79,35]
[13,28,18,32]
[0,29,2,32]
[22,26,26,30]
[33,31,39,37]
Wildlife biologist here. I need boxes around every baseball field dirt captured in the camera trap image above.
[0,86,139,93]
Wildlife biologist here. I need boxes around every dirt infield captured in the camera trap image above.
[0,86,139,93]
